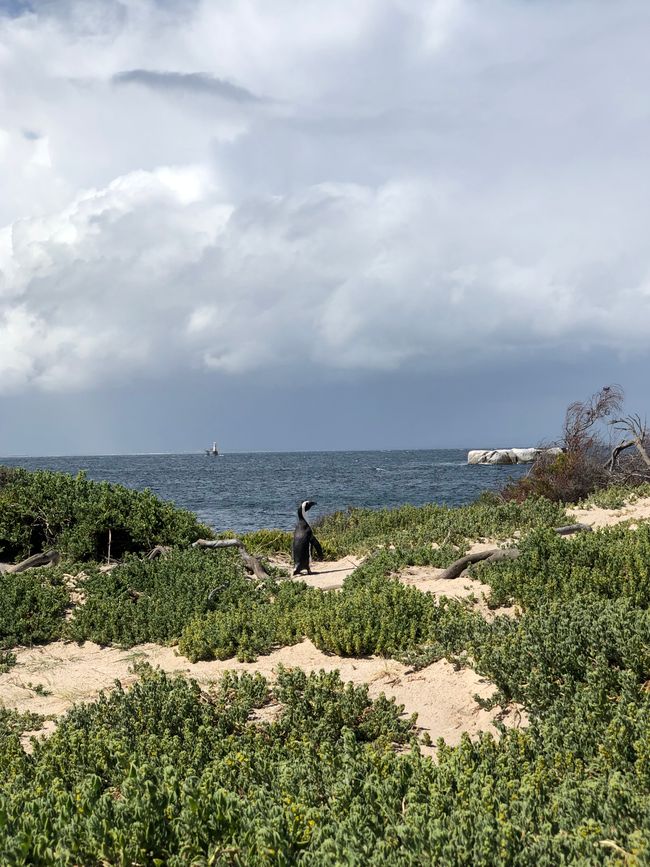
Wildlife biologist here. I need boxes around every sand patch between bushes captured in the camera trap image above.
[568,496,650,529]
[2,638,524,755]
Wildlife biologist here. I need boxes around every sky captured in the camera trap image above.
[1,0,649,455]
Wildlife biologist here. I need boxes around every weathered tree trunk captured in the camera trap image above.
[438,523,592,580]
[634,438,650,469]
[437,548,520,581]
[0,550,60,575]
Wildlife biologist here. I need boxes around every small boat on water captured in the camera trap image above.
[205,441,220,456]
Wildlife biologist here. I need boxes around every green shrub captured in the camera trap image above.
[0,567,69,648]
[241,529,293,557]
[0,650,17,673]
[177,550,482,664]
[68,548,247,647]
[479,524,650,609]
[316,496,567,557]
[474,595,650,711]
[0,467,212,562]
[179,580,308,662]
[0,705,45,737]
[578,482,650,510]
[273,665,416,744]
[1,663,649,865]
[302,554,481,659]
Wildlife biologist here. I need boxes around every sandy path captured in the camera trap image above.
[398,497,650,617]
[275,549,517,622]
[287,556,362,590]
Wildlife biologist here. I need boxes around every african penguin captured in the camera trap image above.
[292,499,324,576]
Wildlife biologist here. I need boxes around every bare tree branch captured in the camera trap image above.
[605,439,636,473]
[563,384,624,454]
[611,415,650,470]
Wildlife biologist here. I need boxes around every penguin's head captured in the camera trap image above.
[299,500,317,518]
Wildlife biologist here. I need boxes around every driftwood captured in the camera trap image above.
[0,549,60,575]
[553,523,593,536]
[438,523,592,580]
[146,545,172,560]
[437,548,520,581]
[192,538,270,581]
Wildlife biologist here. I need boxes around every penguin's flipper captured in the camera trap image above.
[311,535,324,561]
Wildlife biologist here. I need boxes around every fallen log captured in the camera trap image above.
[438,523,592,580]
[437,548,520,581]
[553,523,593,536]
[0,550,60,575]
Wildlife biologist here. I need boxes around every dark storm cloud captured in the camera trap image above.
[3,0,650,408]
[113,69,263,103]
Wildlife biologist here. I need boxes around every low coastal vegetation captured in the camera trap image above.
[0,466,212,562]
[0,466,650,862]
[578,481,650,510]
[0,565,70,651]
[243,494,567,559]
[1,634,650,864]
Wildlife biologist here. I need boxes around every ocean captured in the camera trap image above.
[0,450,529,533]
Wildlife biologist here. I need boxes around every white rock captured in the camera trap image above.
[510,448,539,463]
[467,447,563,465]
[485,450,516,464]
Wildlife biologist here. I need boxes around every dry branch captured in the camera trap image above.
[146,545,172,560]
[605,439,636,473]
[611,415,650,470]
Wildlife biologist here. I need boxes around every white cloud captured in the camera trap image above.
[1,0,650,394]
